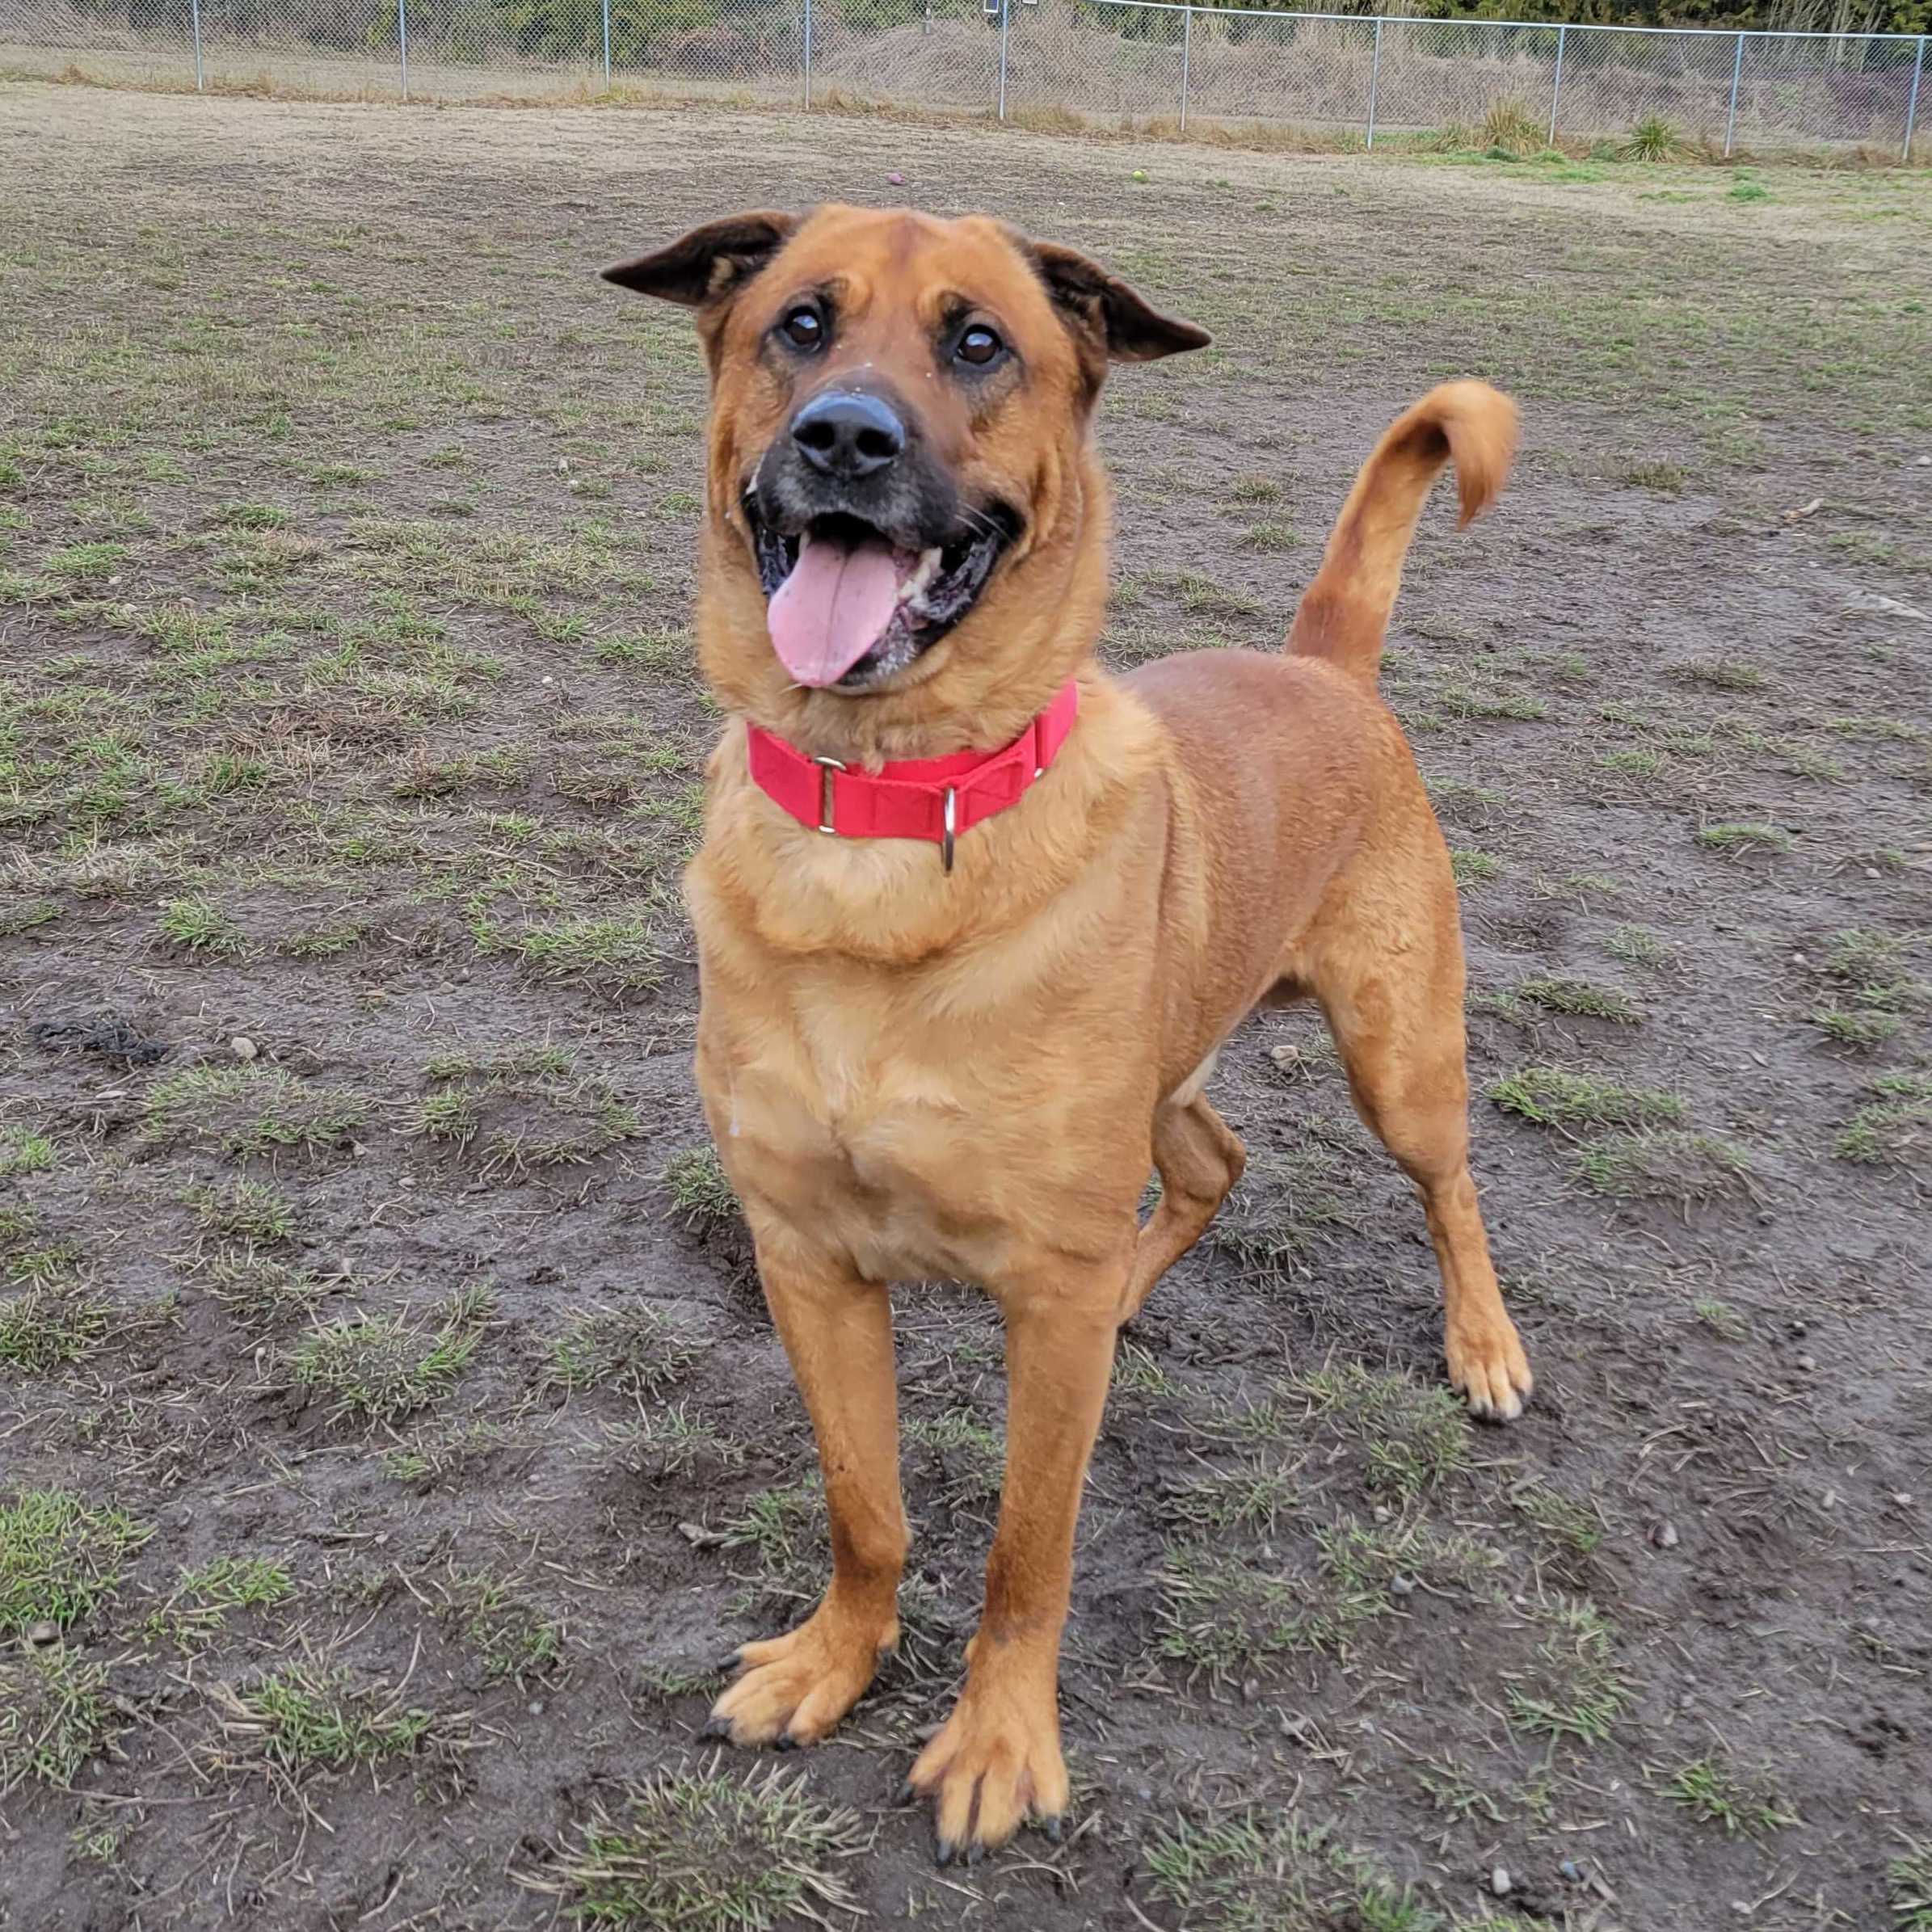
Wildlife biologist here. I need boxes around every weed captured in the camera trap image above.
[0,1489,151,1635]
[1671,655,1764,691]
[536,1767,864,1932]
[1835,1072,1932,1164]
[0,1124,57,1176]
[0,1650,120,1797]
[1812,1006,1904,1050]
[156,895,247,955]
[0,1284,114,1370]
[1892,1842,1932,1931]
[1622,113,1689,161]
[146,1556,294,1645]
[1147,1809,1441,1931]
[1697,821,1792,855]
[286,1287,490,1425]
[1657,1753,1798,1836]
[1296,1363,1469,1499]
[478,914,660,991]
[662,1147,742,1236]
[143,1065,365,1158]
[1505,1597,1631,1743]
[1576,1130,1755,1203]
[185,1177,295,1244]
[1606,924,1674,970]
[1694,1296,1749,1340]
[1450,848,1502,886]
[219,1662,444,1775]
[444,1570,562,1684]
[545,1303,699,1399]
[1514,977,1643,1024]
[1481,96,1544,156]
[1509,1479,1606,1557]
[1491,1065,1684,1129]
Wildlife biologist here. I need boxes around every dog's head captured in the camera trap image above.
[603,205,1206,737]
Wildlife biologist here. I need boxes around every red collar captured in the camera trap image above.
[744,680,1080,873]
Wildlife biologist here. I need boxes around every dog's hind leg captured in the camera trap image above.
[1119,1096,1247,1324]
[1308,875,1533,1422]
[709,1248,907,1746]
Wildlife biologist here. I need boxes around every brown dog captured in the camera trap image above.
[602,204,1532,1859]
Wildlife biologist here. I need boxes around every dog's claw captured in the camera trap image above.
[894,1779,917,1807]
[966,1842,986,1867]
[935,1837,957,1868]
[772,1733,798,1752]
[700,1715,731,1740]
[1041,1815,1063,1844]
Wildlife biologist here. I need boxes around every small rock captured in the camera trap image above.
[1795,1353,1816,1372]
[1893,1492,1913,1506]
[528,1699,545,1715]
[1370,1503,1392,1524]
[676,1521,728,1549]
[1865,867,1881,879]
[230,1034,258,1061]
[887,170,905,185]
[1560,1858,1583,1884]
[26,1620,60,1648]
[1240,1676,1261,1703]
[1491,1865,1512,1897]
[1390,1573,1416,1597]
[1652,1521,1680,1549]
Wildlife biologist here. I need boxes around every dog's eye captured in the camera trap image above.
[955,324,1004,368]
[780,306,824,351]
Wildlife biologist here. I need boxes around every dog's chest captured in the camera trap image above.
[700,961,1111,1286]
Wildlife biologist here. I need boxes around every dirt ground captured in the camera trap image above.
[2,78,1930,1932]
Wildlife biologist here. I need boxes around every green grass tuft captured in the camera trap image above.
[1514,977,1644,1024]
[0,1649,120,1797]
[544,1303,699,1399]
[0,1489,152,1635]
[540,1767,864,1932]
[1491,1065,1685,1129]
[142,1064,366,1159]
[286,1287,490,1425]
[1575,1130,1754,1202]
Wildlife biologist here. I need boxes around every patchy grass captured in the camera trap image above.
[217,1662,449,1776]
[0,1282,115,1370]
[535,1767,865,1932]
[145,1556,295,1646]
[544,1303,699,1399]
[1490,1064,1685,1129]
[1656,1753,1799,1837]
[1513,977,1644,1024]
[0,1489,152,1635]
[1576,1130,1756,1203]
[1835,1073,1932,1164]
[142,1064,366,1159]
[1505,1597,1632,1743]
[185,1177,295,1244]
[662,1147,742,1236]
[285,1286,490,1425]
[0,1124,57,1176]
[1146,1809,1440,1932]
[0,1649,120,1797]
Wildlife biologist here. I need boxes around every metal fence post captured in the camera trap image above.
[398,0,409,99]
[1365,14,1382,149]
[601,0,611,84]
[802,0,812,106]
[1547,22,1565,146]
[996,0,1010,120]
[1724,29,1744,156]
[190,0,204,90]
[1905,34,1926,162]
[1178,3,1191,132]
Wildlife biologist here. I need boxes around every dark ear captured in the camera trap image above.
[601,212,798,308]
[1026,240,1210,363]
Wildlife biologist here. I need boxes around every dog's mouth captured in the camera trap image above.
[745,500,1020,692]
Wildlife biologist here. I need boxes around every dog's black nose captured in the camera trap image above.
[789,390,905,481]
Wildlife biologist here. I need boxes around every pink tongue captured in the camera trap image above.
[767,532,903,688]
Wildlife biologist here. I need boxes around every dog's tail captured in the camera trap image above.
[1286,381,1517,684]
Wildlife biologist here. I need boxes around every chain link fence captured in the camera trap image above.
[2,0,1924,158]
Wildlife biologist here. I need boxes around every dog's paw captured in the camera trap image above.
[1446,1315,1533,1423]
[705,1602,896,1748]
[906,1665,1068,1863]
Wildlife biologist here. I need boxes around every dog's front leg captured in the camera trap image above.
[709,1245,906,1747]
[907,1267,1123,1862]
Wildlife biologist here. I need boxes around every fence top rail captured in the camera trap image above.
[1085,0,1926,44]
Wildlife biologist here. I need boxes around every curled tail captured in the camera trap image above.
[1286,380,1517,684]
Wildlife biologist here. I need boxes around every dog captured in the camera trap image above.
[601,204,1532,1861]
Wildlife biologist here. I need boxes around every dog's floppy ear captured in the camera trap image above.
[1025,240,1210,364]
[601,212,798,309]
